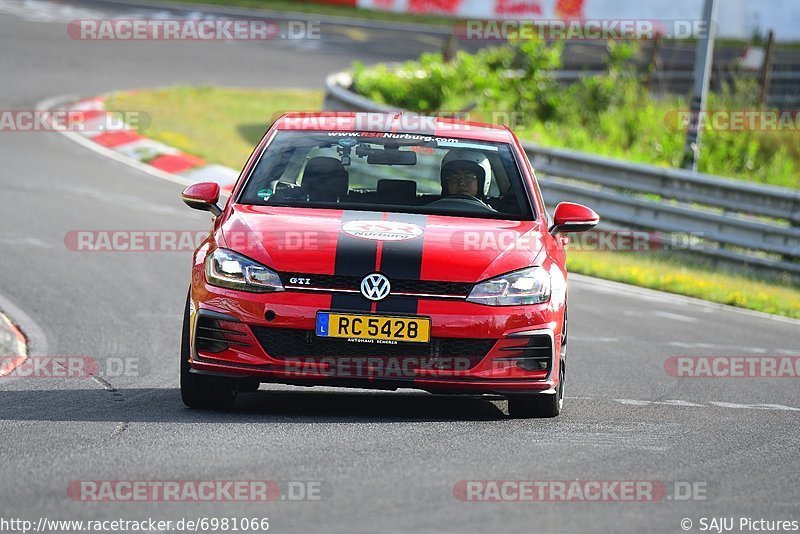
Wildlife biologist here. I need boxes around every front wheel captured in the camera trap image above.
[180,295,238,409]
[507,363,565,418]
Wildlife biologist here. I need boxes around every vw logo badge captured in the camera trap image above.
[360,273,391,301]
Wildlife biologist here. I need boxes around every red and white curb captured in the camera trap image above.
[0,310,27,377]
[39,94,240,194]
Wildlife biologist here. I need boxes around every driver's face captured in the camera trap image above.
[445,170,479,197]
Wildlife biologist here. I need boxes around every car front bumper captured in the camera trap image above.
[189,281,563,396]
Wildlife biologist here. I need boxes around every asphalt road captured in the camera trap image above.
[0,1,799,533]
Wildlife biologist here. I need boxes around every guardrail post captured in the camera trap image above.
[442,33,457,63]
[645,33,663,92]
[758,30,775,107]
[682,0,718,172]
[786,198,800,264]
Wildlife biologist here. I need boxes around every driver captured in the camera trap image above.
[440,149,492,200]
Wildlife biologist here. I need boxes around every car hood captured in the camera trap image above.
[221,205,545,282]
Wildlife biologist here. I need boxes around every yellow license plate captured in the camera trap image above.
[316,312,431,343]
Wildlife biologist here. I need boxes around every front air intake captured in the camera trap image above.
[195,315,252,353]
[497,333,552,371]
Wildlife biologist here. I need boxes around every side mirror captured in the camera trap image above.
[182,182,222,216]
[550,202,599,235]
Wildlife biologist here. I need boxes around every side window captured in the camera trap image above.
[248,145,308,188]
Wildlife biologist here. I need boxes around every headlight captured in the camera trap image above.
[205,248,284,293]
[466,266,551,306]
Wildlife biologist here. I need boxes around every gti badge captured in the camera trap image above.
[360,273,391,301]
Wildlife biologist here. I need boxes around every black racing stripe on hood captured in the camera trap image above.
[376,214,428,314]
[330,211,383,312]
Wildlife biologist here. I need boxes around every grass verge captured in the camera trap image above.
[567,251,800,319]
[106,86,323,169]
[106,86,800,319]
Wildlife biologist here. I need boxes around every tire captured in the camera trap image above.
[508,314,567,419]
[507,364,564,418]
[238,379,261,392]
[180,295,238,409]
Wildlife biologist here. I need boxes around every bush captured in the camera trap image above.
[351,39,799,189]
[352,54,457,111]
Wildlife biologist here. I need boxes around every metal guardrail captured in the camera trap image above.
[527,145,800,225]
[551,70,800,107]
[324,71,800,279]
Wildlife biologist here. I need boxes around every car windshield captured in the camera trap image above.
[238,130,535,220]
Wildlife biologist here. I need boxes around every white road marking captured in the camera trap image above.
[37,94,195,189]
[614,399,705,407]
[708,402,800,412]
[655,399,707,407]
[652,311,696,323]
[613,398,800,412]
[0,237,53,248]
[570,336,621,343]
[667,342,769,353]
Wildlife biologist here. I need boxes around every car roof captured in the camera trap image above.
[273,112,515,144]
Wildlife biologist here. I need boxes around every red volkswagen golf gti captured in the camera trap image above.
[180,112,598,417]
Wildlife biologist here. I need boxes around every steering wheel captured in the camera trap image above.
[428,194,497,212]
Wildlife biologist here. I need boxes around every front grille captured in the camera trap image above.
[280,272,473,297]
[252,326,495,371]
